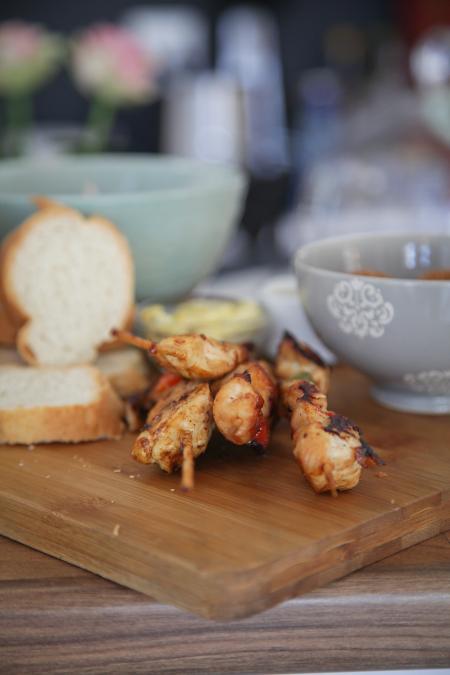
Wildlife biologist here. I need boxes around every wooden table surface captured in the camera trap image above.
[1,532,449,674]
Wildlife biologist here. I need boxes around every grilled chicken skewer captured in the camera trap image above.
[275,330,330,394]
[212,360,277,451]
[112,329,248,380]
[123,372,185,432]
[277,335,382,495]
[132,379,213,491]
[147,361,278,452]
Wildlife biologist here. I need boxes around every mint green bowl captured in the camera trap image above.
[0,155,246,300]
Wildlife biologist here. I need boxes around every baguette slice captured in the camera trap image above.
[0,203,134,366]
[96,346,154,398]
[0,346,153,398]
[0,296,17,346]
[0,365,124,444]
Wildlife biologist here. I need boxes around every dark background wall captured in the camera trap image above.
[0,0,395,152]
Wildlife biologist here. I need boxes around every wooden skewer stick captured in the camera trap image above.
[111,329,156,352]
[181,441,195,492]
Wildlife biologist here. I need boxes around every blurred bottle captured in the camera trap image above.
[216,5,289,177]
[162,73,245,165]
[216,6,291,264]
[292,68,343,191]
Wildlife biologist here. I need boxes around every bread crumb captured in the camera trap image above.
[27,444,35,451]
[113,524,120,536]
[129,475,135,479]
[45,474,51,479]
[390,498,396,504]
[18,461,24,467]
[375,471,388,478]
[113,468,121,473]
[170,488,175,492]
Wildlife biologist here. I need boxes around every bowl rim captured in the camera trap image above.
[294,230,450,287]
[0,153,246,204]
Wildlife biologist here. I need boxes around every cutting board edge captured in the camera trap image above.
[1,490,449,621]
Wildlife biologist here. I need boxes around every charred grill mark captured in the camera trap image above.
[283,330,326,367]
[241,371,252,384]
[296,380,319,403]
[357,439,385,467]
[249,439,267,456]
[177,392,191,404]
[139,436,151,450]
[325,413,358,436]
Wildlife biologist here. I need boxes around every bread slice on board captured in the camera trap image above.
[0,202,134,366]
[0,345,152,398]
[96,347,154,398]
[0,297,17,346]
[0,364,124,444]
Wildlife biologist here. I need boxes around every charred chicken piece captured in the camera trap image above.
[112,329,248,380]
[212,360,277,451]
[132,381,213,491]
[275,330,330,394]
[294,412,364,496]
[281,376,383,496]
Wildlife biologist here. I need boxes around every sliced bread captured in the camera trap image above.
[0,364,124,444]
[0,345,152,398]
[0,202,134,366]
[0,296,18,346]
[96,346,154,398]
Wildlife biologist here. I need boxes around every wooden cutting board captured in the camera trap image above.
[0,366,449,620]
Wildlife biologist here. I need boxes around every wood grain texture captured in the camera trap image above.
[1,533,450,674]
[0,366,449,621]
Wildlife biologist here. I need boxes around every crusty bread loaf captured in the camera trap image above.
[96,346,154,398]
[0,364,124,444]
[0,298,17,346]
[0,202,134,366]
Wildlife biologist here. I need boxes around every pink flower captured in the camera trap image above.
[71,24,156,105]
[0,21,62,94]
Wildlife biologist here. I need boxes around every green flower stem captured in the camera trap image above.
[83,97,117,152]
[2,92,33,156]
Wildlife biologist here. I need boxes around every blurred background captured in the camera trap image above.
[2,0,450,271]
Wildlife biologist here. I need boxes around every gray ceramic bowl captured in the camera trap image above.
[0,155,246,301]
[295,232,450,414]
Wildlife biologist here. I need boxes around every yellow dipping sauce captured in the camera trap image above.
[139,298,267,342]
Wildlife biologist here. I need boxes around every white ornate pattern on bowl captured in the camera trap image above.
[327,278,394,339]
[404,370,450,395]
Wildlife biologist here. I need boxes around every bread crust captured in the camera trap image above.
[0,203,135,366]
[0,366,125,445]
[0,297,18,346]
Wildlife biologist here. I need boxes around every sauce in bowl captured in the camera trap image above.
[138,297,268,345]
